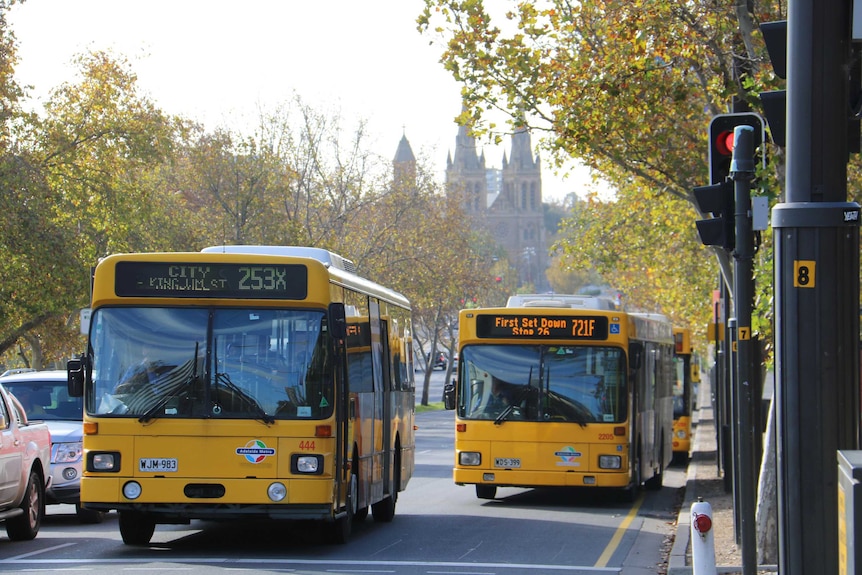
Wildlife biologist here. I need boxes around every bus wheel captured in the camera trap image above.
[475,484,497,500]
[622,453,641,503]
[329,473,357,544]
[76,503,106,524]
[119,511,156,545]
[644,445,665,491]
[372,465,399,523]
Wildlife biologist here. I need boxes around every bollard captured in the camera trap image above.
[691,497,717,575]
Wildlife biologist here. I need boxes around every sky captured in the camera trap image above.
[8,0,591,203]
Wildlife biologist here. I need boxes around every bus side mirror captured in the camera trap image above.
[67,356,87,397]
[328,302,347,341]
[443,381,456,410]
[629,342,644,371]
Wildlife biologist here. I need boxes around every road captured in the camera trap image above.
[0,370,682,574]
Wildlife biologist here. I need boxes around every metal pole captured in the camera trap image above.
[774,1,860,573]
[730,125,757,575]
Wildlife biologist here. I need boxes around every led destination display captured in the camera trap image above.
[114,261,308,299]
[476,314,609,340]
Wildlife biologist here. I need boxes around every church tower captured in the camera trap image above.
[445,120,548,291]
[393,132,417,187]
[446,122,486,213]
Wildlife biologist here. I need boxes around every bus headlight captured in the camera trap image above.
[676,430,688,439]
[291,454,323,474]
[88,452,120,472]
[267,482,287,502]
[599,455,622,469]
[459,452,481,466]
[123,481,142,500]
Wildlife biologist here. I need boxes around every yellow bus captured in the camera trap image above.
[444,303,675,501]
[672,327,694,463]
[67,246,415,545]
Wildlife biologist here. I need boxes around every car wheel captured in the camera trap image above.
[6,469,44,541]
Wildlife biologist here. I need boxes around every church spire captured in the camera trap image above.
[393,132,417,186]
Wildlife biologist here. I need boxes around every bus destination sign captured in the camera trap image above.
[476,314,609,340]
[115,262,308,299]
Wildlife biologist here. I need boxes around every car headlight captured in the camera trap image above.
[52,441,83,464]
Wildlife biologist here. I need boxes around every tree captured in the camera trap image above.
[0,49,180,366]
[418,0,785,322]
[0,1,86,364]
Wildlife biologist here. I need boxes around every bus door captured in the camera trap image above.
[643,343,659,472]
[378,318,393,497]
[368,300,385,504]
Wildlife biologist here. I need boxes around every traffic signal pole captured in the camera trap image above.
[729,126,757,575]
[772,0,860,573]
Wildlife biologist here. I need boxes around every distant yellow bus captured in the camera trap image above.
[672,327,694,463]
[68,246,414,544]
[445,301,674,501]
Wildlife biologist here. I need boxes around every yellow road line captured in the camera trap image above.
[594,493,644,567]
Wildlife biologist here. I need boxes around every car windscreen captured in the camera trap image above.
[2,380,83,420]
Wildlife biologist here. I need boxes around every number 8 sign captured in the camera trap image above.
[794,260,816,288]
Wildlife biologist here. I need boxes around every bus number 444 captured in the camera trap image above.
[299,441,316,451]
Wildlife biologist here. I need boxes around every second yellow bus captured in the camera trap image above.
[444,298,675,501]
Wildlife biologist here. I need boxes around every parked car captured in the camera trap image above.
[0,382,51,540]
[428,351,448,371]
[0,369,103,523]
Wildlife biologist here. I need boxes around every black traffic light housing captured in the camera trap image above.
[709,113,765,184]
[759,20,787,147]
[694,180,735,250]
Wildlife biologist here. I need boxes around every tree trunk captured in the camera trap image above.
[756,396,778,564]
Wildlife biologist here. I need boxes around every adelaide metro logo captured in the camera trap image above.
[236,439,276,463]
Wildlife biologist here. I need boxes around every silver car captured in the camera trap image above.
[0,369,104,523]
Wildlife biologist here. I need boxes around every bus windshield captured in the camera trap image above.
[458,345,626,424]
[88,307,334,421]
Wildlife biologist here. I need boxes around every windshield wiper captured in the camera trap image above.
[139,342,199,424]
[215,372,275,425]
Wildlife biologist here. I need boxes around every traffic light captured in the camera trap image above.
[709,113,765,184]
[694,180,735,250]
[759,21,787,147]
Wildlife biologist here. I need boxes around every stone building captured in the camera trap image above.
[444,122,548,291]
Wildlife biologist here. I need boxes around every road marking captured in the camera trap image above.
[594,493,644,567]
[6,542,76,560]
[0,557,619,572]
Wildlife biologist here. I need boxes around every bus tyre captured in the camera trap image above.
[372,464,399,523]
[6,469,44,541]
[623,453,641,503]
[76,503,106,524]
[329,473,357,544]
[475,484,497,500]
[644,444,665,491]
[119,511,156,545]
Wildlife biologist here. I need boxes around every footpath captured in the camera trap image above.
[667,386,778,575]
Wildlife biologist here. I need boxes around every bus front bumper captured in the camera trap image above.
[454,467,631,489]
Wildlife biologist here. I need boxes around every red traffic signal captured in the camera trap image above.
[708,113,764,184]
[713,130,735,156]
